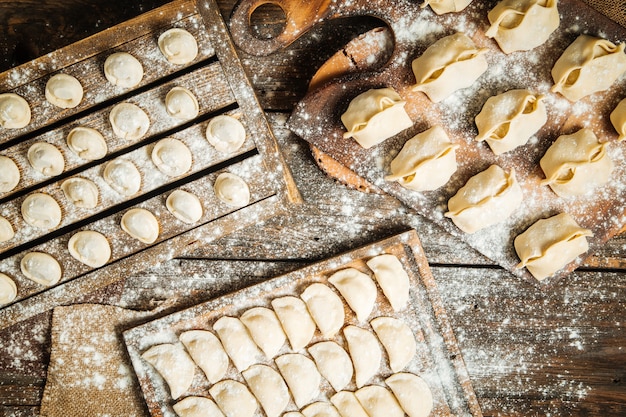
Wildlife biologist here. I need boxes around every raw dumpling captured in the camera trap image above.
[45,73,83,108]
[611,98,626,141]
[366,254,409,311]
[301,402,342,417]
[103,158,142,196]
[205,115,247,153]
[151,138,193,177]
[165,86,199,120]
[300,283,345,338]
[242,364,290,417]
[485,0,560,54]
[411,33,488,103]
[121,208,160,244]
[214,172,250,207]
[370,317,416,373]
[275,353,321,408]
[552,35,626,102]
[475,89,548,155]
[308,341,354,392]
[213,316,263,372]
[0,273,17,304]
[21,193,62,229]
[158,28,199,65]
[386,373,434,417]
[328,268,377,322]
[0,93,31,129]
[514,212,593,281]
[0,216,14,242]
[61,177,99,209]
[166,189,203,224]
[386,125,458,192]
[0,155,20,192]
[179,330,229,384]
[284,413,305,417]
[142,343,195,400]
[240,306,287,358]
[67,230,111,268]
[109,102,150,141]
[27,142,64,177]
[173,396,225,417]
[20,252,62,286]
[343,325,381,388]
[104,52,144,88]
[66,126,108,160]
[421,0,472,14]
[209,379,258,417]
[271,296,316,351]
[540,128,613,197]
[355,385,404,417]
[445,165,523,234]
[330,391,369,417]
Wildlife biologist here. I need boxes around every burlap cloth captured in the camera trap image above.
[583,0,626,27]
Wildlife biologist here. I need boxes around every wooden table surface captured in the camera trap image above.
[0,1,625,416]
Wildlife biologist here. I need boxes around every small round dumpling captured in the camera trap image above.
[242,364,290,417]
[173,396,225,417]
[27,142,65,177]
[179,330,229,384]
[275,353,321,408]
[213,316,263,372]
[300,283,345,338]
[21,193,62,229]
[328,268,377,322]
[45,73,83,108]
[68,230,111,268]
[271,296,316,351]
[151,138,192,177]
[121,208,159,244]
[103,158,142,196]
[370,316,416,373]
[214,172,250,207]
[166,189,203,224]
[109,103,150,141]
[0,216,14,242]
[205,115,247,153]
[366,254,409,311]
[61,177,99,209]
[66,126,108,160]
[385,373,434,417]
[308,341,354,392]
[0,273,18,304]
[343,325,382,388]
[142,343,196,400]
[165,86,199,120]
[104,52,144,88]
[158,28,199,65]
[355,385,404,417]
[240,306,286,358]
[0,93,31,129]
[209,380,258,417]
[0,155,20,192]
[20,252,62,286]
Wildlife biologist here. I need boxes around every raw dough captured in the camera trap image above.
[240,306,286,358]
[173,396,224,417]
[330,391,370,417]
[20,252,62,286]
[0,93,31,129]
[275,353,321,408]
[45,73,83,108]
[328,268,377,322]
[213,316,263,372]
[109,102,150,141]
[0,273,17,304]
[300,283,345,338]
[209,380,258,417]
[514,212,592,281]
[121,208,159,244]
[179,329,229,384]
[412,32,488,102]
[486,0,560,54]
[355,385,405,417]
[27,142,65,177]
[151,138,193,177]
[165,86,199,120]
[366,254,409,311]
[103,158,142,196]
[205,115,247,153]
[611,97,626,141]
[66,126,108,160]
[343,325,382,388]
[386,125,458,191]
[242,364,290,417]
[301,402,342,417]
[166,189,203,224]
[141,343,195,400]
[475,89,548,155]
[0,155,20,192]
[385,373,434,417]
[445,165,523,234]
[213,172,250,207]
[0,216,14,242]
[341,87,413,149]
[284,414,305,417]
[61,177,99,209]
[421,0,472,14]
[271,295,316,351]
[370,317,416,373]
[552,35,626,102]
[103,52,144,88]
[21,193,62,229]
[540,128,613,197]
[67,230,111,268]
[308,341,354,392]
[158,28,199,65]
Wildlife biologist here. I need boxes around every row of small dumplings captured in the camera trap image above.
[142,254,435,417]
[0,170,252,305]
[0,27,200,130]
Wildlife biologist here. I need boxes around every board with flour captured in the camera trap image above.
[0,0,301,329]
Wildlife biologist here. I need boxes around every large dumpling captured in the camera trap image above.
[242,364,290,417]
[366,254,409,311]
[213,316,262,372]
[328,268,377,322]
[209,379,258,417]
[370,317,416,373]
[275,353,321,408]
[330,391,369,417]
[421,0,472,15]
[141,344,195,400]
[355,385,405,417]
[240,306,286,358]
[611,97,626,141]
[385,373,434,417]
[308,341,354,392]
[343,325,381,388]
[271,296,316,351]
[173,396,225,417]
[179,330,229,384]
[300,283,345,338]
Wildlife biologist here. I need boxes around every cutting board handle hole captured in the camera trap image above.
[249,2,287,40]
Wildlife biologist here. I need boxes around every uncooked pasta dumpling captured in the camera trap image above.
[109,103,150,141]
[214,172,250,207]
[66,126,108,160]
[67,230,111,268]
[142,343,195,400]
[213,316,263,372]
[366,254,409,311]
[0,155,20,193]
[20,252,62,286]
[275,353,321,408]
[179,329,229,384]
[370,317,416,373]
[242,364,290,417]
[330,391,369,417]
[173,396,225,417]
[385,373,434,417]
[445,165,523,234]
[271,296,316,351]
[45,74,83,108]
[165,86,199,120]
[300,283,345,338]
[475,89,548,155]
[209,380,258,417]
[151,138,192,177]
[514,212,592,281]
[284,413,305,417]
[103,158,142,196]
[0,93,31,128]
[240,306,287,358]
[540,128,613,197]
[0,273,17,304]
[355,385,404,417]
[166,189,203,224]
[328,268,376,322]
[121,208,159,244]
[610,97,626,141]
[21,193,62,229]
[343,325,381,388]
[486,0,560,54]
[411,32,488,103]
[421,0,472,14]
[301,402,342,417]
[61,177,99,209]
[308,341,354,392]
[27,142,64,177]
[104,52,144,88]
[0,216,14,242]
[386,125,458,192]
[341,87,413,149]
[205,115,247,153]
[552,35,626,102]
[158,28,199,65]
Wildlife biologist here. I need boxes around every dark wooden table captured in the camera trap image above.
[0,1,625,416]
